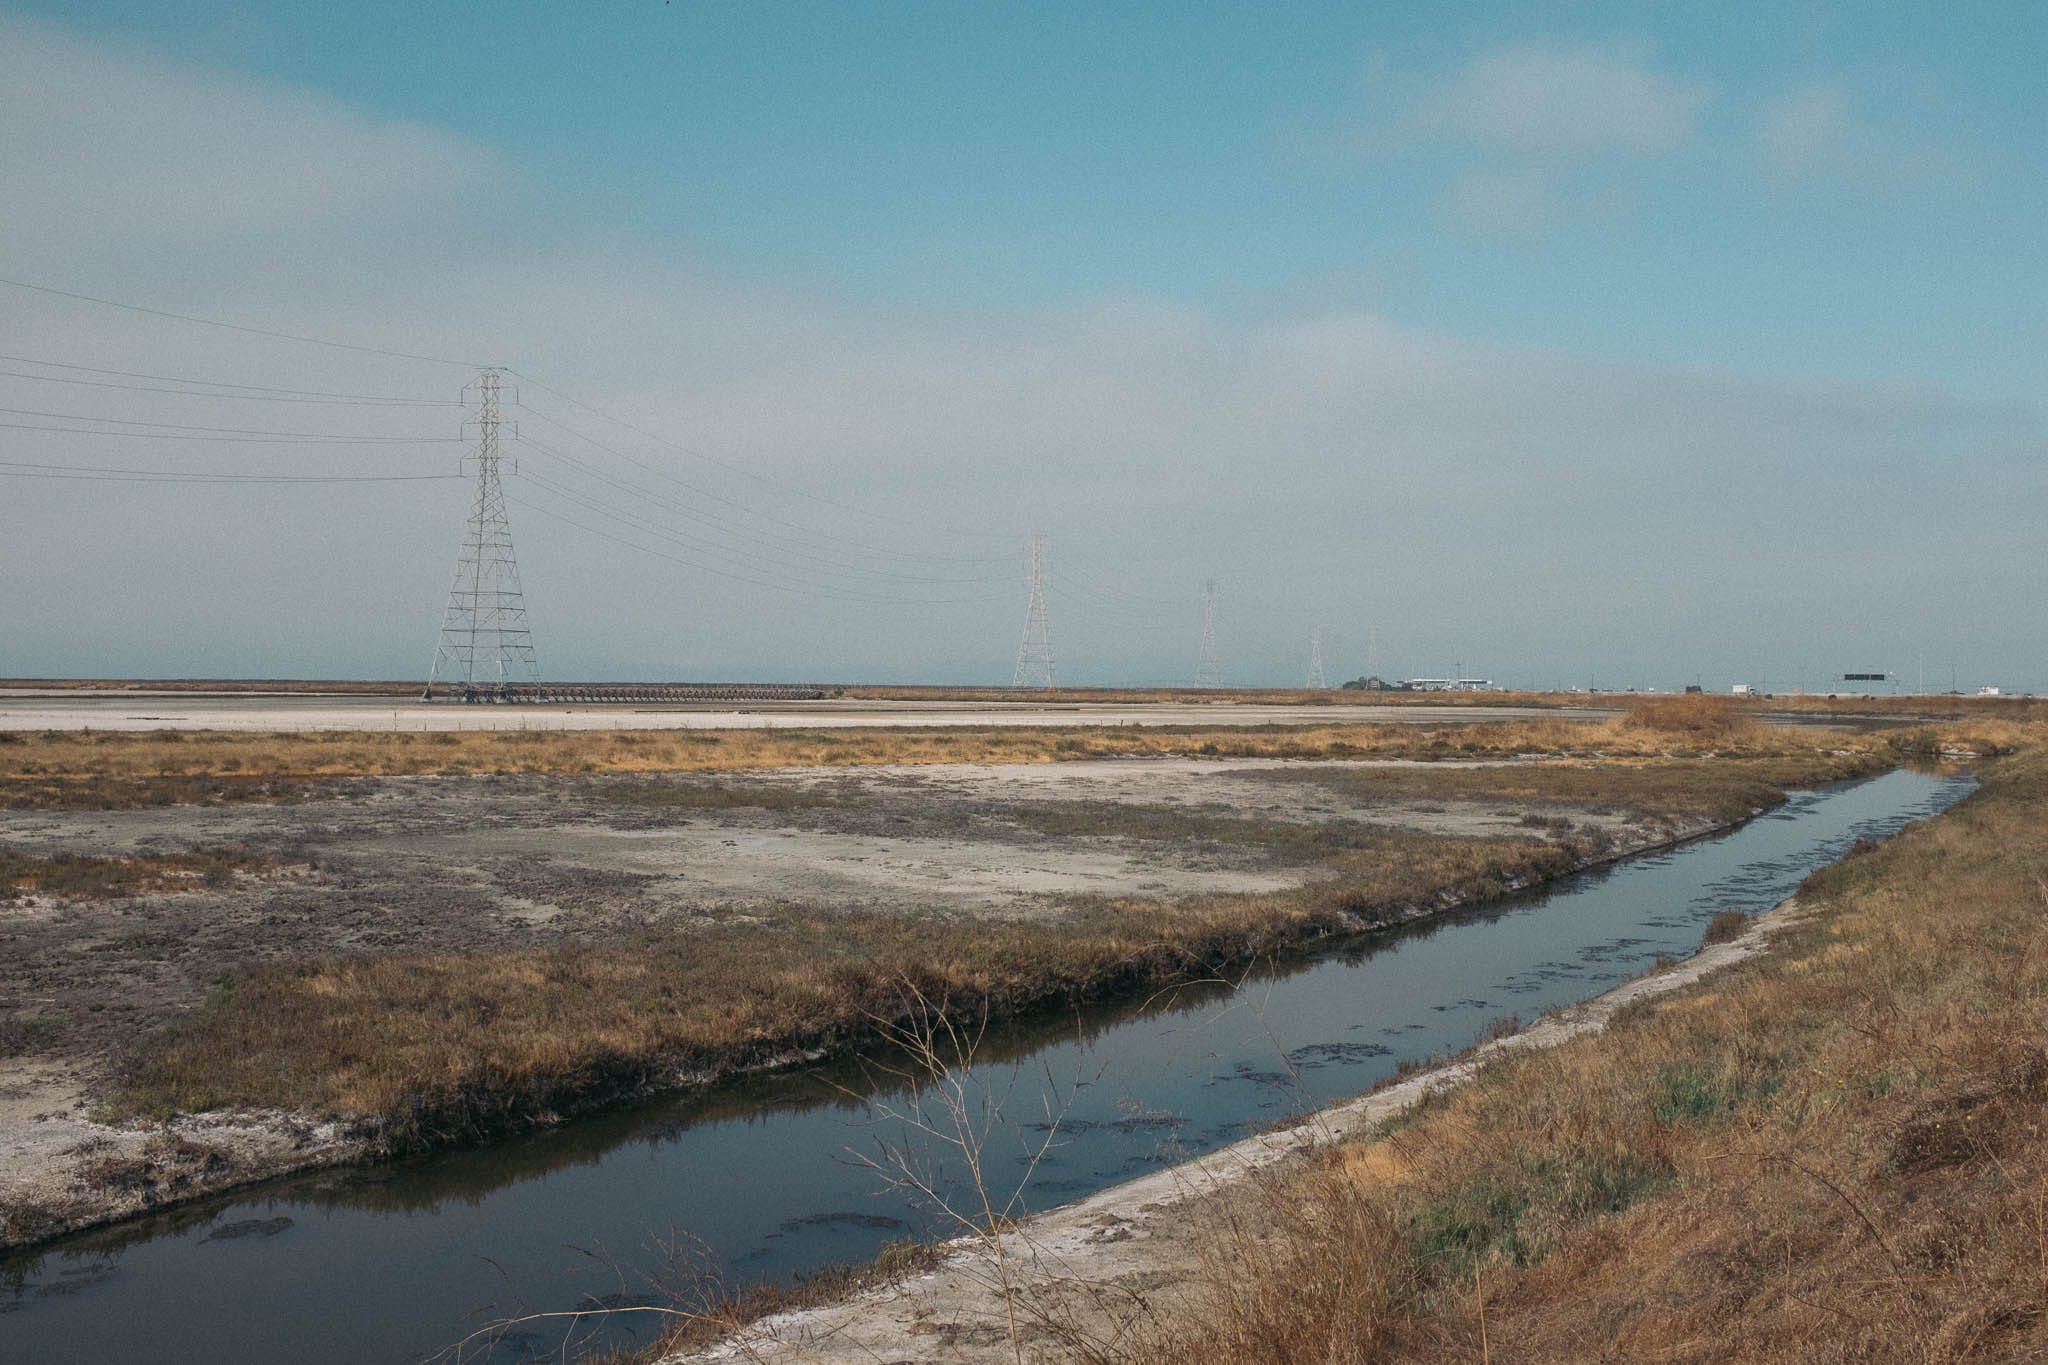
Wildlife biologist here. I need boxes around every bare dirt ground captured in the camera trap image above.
[673,901,1805,1365]
[0,756,1686,1248]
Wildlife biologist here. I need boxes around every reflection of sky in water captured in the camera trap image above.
[0,770,1972,1365]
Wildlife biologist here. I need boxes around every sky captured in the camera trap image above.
[0,2,2042,690]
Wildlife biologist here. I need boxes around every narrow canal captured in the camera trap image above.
[0,768,1972,1363]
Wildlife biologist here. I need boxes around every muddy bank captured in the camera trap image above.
[674,900,1808,1364]
[0,1083,361,1248]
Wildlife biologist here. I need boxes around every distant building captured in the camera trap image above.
[1405,678,1496,693]
[1731,683,1752,696]
[1340,675,1404,692]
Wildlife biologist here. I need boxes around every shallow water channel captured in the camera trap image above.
[1,768,1972,1363]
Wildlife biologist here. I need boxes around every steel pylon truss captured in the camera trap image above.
[1015,533,1055,688]
[1194,578,1221,688]
[425,369,541,701]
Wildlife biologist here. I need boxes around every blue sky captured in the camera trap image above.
[27,1,2035,389]
[0,3,2043,688]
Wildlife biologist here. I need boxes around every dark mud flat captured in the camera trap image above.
[0,768,1969,1364]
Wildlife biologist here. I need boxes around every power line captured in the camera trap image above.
[508,368,1016,546]
[0,275,485,369]
[517,468,1012,604]
[0,405,457,441]
[1045,584,1175,632]
[0,420,461,445]
[0,364,456,406]
[0,458,460,484]
[517,404,1017,567]
[1056,565,1185,614]
[516,433,1015,586]
[512,495,1011,606]
[4,279,1023,559]
[0,352,456,400]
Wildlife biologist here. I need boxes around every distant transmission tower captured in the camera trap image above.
[1014,533,1055,688]
[424,368,540,701]
[1307,625,1328,690]
[1194,579,1222,688]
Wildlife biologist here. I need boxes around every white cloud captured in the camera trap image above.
[1755,81,1975,192]
[0,16,513,275]
[1329,40,1705,239]
[1397,41,1709,158]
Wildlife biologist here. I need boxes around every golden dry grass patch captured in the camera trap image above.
[0,707,1928,810]
[1137,740,2048,1364]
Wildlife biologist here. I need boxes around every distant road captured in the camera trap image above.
[0,693,1590,733]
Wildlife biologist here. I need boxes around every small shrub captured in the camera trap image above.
[1410,1150,1671,1275]
[1652,1062,1731,1124]
[1482,1012,1524,1043]
[1701,908,1750,945]
[1623,694,1756,739]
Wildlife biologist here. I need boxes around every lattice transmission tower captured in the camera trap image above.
[424,368,541,701]
[1307,624,1328,690]
[1194,579,1222,688]
[1014,533,1055,688]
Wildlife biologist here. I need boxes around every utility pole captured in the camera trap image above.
[425,368,540,701]
[1194,580,1222,688]
[1014,533,1055,688]
[1307,625,1328,690]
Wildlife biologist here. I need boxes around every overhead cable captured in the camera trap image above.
[509,368,1017,547]
[0,275,485,369]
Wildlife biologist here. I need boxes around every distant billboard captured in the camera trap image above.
[1843,672,1887,682]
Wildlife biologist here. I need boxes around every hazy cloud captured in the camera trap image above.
[1755,81,1976,192]
[1402,41,1709,158]
[0,16,514,277]
[1332,40,1705,238]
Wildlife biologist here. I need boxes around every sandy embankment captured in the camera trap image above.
[0,1072,362,1246]
[676,899,1801,1365]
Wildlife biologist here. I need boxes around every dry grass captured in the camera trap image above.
[1138,740,2048,1364]
[0,848,266,900]
[1622,692,1759,739]
[98,737,1913,1147]
[109,828,1585,1142]
[0,710,1903,810]
[1259,752,1889,825]
[1699,908,1751,946]
[102,742,1887,1158]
